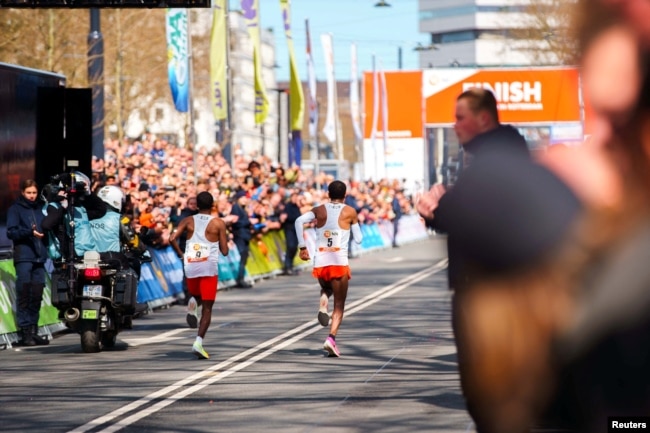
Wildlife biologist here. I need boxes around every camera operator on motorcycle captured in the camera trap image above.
[41,171,106,260]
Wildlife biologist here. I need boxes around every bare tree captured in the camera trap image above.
[0,9,187,143]
[0,10,88,85]
[0,9,224,148]
[510,0,579,66]
[101,9,169,142]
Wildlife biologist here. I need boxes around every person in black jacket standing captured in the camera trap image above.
[230,190,253,288]
[416,88,530,432]
[175,195,198,305]
[6,179,49,346]
[417,87,530,292]
[280,191,302,276]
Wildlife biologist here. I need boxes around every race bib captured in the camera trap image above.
[187,242,209,262]
[317,229,341,252]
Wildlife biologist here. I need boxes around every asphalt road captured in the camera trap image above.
[0,236,476,433]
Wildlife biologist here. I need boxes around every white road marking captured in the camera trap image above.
[122,322,235,347]
[384,257,403,263]
[68,260,447,433]
[120,328,187,347]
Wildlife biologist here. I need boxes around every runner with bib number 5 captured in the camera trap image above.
[295,181,363,357]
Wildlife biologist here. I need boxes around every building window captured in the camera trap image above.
[420,5,528,21]
[431,29,525,44]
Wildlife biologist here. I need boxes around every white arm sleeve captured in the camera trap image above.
[351,223,363,244]
[295,211,315,248]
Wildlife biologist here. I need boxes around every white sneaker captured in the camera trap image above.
[317,293,329,326]
[317,311,330,327]
[192,340,209,359]
[186,297,198,329]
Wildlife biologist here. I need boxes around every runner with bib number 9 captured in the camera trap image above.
[170,191,229,360]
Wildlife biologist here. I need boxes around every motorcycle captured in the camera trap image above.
[51,251,140,353]
[45,172,149,353]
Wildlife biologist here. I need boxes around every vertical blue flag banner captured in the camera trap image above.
[166,9,190,113]
[290,130,303,167]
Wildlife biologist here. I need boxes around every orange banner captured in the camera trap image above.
[423,67,582,124]
[363,70,423,139]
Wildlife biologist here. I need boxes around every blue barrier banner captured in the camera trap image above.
[218,245,241,283]
[137,247,184,303]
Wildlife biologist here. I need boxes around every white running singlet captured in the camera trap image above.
[313,203,351,268]
[184,214,219,278]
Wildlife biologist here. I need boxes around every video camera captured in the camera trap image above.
[43,172,90,203]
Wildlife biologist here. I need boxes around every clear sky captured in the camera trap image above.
[230,0,428,82]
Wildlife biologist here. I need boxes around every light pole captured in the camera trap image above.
[88,9,104,159]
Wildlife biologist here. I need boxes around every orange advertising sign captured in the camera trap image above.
[423,67,581,124]
[362,70,424,139]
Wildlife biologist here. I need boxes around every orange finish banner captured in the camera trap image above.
[423,67,582,124]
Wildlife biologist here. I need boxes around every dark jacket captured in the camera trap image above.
[281,201,302,231]
[230,202,252,242]
[175,207,198,251]
[6,195,47,263]
[428,124,530,291]
[178,206,198,222]
[462,124,529,159]
[391,196,402,220]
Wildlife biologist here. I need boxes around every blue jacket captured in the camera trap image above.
[90,209,121,253]
[42,194,106,259]
[6,195,48,264]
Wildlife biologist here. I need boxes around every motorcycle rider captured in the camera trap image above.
[94,185,149,277]
[92,185,123,254]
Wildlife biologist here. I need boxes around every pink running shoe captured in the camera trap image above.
[323,336,340,357]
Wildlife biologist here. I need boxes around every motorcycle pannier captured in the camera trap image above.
[114,268,138,309]
[50,268,71,308]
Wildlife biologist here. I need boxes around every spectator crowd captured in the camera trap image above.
[88,136,416,257]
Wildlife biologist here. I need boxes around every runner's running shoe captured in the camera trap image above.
[192,340,210,359]
[323,336,340,357]
[318,292,329,326]
[317,311,330,327]
[186,296,198,329]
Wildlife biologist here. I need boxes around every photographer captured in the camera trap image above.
[41,171,107,260]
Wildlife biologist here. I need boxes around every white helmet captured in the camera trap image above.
[98,185,124,211]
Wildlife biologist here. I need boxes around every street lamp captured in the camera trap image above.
[413,42,438,51]
[374,0,391,7]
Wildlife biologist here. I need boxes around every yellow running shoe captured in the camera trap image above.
[192,340,209,359]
